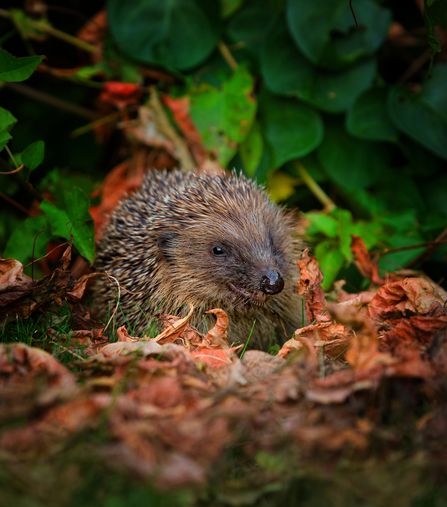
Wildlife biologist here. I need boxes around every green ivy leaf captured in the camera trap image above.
[346,88,398,142]
[239,120,264,177]
[0,108,17,132]
[22,141,45,171]
[39,200,71,239]
[40,187,95,264]
[4,215,53,265]
[0,130,12,152]
[317,121,389,189]
[261,17,377,113]
[107,0,220,70]
[190,67,257,166]
[286,0,391,70]
[258,90,324,169]
[388,65,447,160]
[0,48,44,82]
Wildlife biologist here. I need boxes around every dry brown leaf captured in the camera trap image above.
[204,308,230,348]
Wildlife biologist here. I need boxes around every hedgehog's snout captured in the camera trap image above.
[260,271,284,295]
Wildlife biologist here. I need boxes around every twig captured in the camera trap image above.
[404,226,447,269]
[349,0,360,29]
[0,157,43,201]
[31,227,46,281]
[397,48,431,84]
[294,161,336,211]
[218,40,238,70]
[0,163,24,175]
[4,146,19,168]
[0,190,31,215]
[71,105,139,138]
[5,82,99,120]
[378,239,447,256]
[0,8,101,55]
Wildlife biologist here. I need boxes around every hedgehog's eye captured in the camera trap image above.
[212,246,226,256]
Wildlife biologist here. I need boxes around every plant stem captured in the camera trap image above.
[0,8,101,55]
[218,40,238,70]
[404,226,447,268]
[0,157,43,201]
[294,161,335,211]
[5,82,99,120]
[0,190,31,215]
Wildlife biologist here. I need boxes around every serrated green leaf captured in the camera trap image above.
[0,130,12,152]
[107,0,220,70]
[239,121,263,177]
[4,215,53,265]
[317,120,389,189]
[22,141,45,171]
[190,67,257,166]
[0,108,17,132]
[346,88,398,142]
[259,90,324,169]
[314,240,345,290]
[0,48,44,82]
[261,16,377,113]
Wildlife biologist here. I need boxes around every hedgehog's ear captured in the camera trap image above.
[157,231,178,262]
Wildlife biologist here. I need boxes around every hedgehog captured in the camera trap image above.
[93,169,303,349]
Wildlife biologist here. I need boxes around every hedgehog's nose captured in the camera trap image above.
[260,271,284,295]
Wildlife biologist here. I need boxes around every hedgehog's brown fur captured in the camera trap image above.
[93,169,303,349]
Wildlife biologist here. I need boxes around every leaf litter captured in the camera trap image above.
[1,237,447,502]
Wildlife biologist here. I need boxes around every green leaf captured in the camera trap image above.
[63,187,95,264]
[0,108,17,132]
[227,0,275,58]
[107,0,220,70]
[0,48,44,82]
[221,0,245,18]
[22,141,45,171]
[39,200,71,238]
[317,121,389,189]
[4,215,52,265]
[346,88,398,142]
[239,121,264,177]
[305,213,339,238]
[388,66,447,160]
[286,0,391,70]
[40,188,95,264]
[0,130,12,152]
[190,67,257,166]
[261,16,377,113]
[314,240,345,290]
[258,90,324,169]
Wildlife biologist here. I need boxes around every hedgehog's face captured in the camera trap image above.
[156,205,295,310]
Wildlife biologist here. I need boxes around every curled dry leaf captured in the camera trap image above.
[296,248,327,324]
[204,308,230,348]
[0,258,32,291]
[351,235,386,285]
[369,277,447,320]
